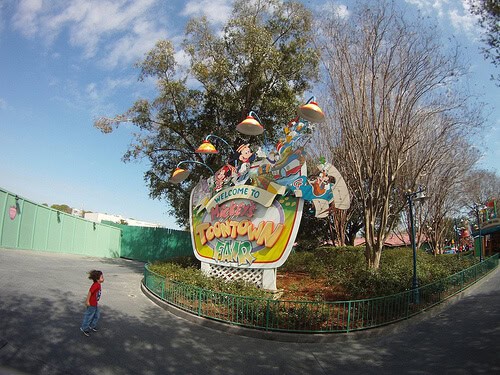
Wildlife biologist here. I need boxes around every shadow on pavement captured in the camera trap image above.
[0,248,498,375]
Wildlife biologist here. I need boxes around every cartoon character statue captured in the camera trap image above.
[233,143,257,185]
[237,143,255,164]
[270,147,306,185]
[214,164,235,192]
[311,168,336,197]
[187,101,350,221]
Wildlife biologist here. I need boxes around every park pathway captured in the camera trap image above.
[0,248,498,375]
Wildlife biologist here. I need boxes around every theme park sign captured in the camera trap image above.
[171,98,350,270]
[191,183,303,269]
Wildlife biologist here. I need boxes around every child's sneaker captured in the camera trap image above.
[80,327,90,337]
[91,327,98,332]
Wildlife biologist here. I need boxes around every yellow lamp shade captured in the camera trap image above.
[196,140,218,154]
[236,115,264,136]
[169,167,191,184]
[297,101,325,123]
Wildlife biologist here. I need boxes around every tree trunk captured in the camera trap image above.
[333,207,347,246]
[365,242,382,269]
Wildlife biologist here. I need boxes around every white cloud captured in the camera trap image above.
[316,1,350,19]
[181,0,232,25]
[405,0,480,40]
[333,4,349,19]
[448,2,479,40]
[0,98,7,110]
[174,49,190,70]
[405,0,449,18]
[48,73,136,118]
[87,76,136,115]
[101,19,168,68]
[0,2,7,36]
[12,0,43,37]
[86,82,99,101]
[10,0,170,68]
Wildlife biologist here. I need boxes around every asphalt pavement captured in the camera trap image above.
[0,248,498,375]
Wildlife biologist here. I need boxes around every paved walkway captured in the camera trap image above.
[0,248,498,375]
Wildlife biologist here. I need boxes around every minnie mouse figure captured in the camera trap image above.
[214,164,234,192]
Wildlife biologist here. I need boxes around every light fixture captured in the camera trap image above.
[169,160,214,184]
[170,167,191,184]
[196,140,218,154]
[297,96,325,123]
[472,203,486,262]
[196,135,234,155]
[236,111,264,136]
[405,186,429,304]
[413,190,427,203]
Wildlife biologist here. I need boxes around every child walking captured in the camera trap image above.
[80,270,104,337]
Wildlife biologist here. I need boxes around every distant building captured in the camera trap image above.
[354,233,411,248]
[83,212,163,228]
[353,232,431,250]
[71,208,84,217]
[471,198,499,257]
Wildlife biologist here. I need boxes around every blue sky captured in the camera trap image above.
[0,0,498,230]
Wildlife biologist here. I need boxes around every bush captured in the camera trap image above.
[334,247,480,299]
[280,251,325,277]
[316,246,366,283]
[149,247,480,301]
[148,258,267,299]
[281,246,366,280]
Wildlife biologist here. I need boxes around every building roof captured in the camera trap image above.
[354,233,414,247]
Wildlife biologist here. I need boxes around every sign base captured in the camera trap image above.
[200,261,277,291]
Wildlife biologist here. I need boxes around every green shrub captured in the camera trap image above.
[316,246,366,283]
[324,247,480,299]
[280,251,325,277]
[148,259,267,299]
[281,246,366,280]
[149,247,481,301]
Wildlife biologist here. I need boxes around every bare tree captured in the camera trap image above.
[309,95,364,247]
[462,169,500,210]
[467,0,500,84]
[416,137,481,254]
[316,1,483,269]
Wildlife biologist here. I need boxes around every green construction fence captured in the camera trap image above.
[103,221,192,262]
[1,187,192,262]
[1,187,120,257]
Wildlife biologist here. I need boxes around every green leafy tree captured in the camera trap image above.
[51,204,72,214]
[95,0,318,228]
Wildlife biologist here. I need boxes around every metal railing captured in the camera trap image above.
[143,254,498,333]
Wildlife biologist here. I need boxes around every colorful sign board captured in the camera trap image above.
[190,184,303,268]
[182,100,350,270]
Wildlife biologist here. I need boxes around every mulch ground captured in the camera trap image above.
[276,271,348,301]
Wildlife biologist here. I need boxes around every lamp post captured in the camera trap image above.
[406,187,428,304]
[196,134,235,155]
[236,111,265,135]
[473,204,483,262]
[169,160,214,184]
[297,96,325,123]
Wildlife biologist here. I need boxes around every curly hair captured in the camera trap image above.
[88,270,103,282]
